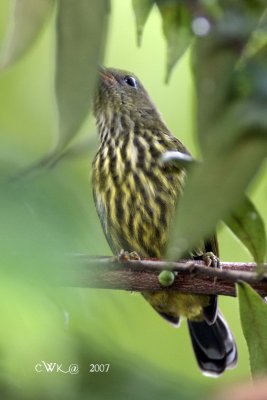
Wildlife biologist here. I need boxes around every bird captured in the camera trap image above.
[92,66,237,376]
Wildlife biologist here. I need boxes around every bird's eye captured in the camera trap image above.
[124,76,137,88]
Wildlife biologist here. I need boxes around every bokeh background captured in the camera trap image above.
[0,0,267,398]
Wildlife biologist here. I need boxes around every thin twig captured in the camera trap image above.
[59,256,267,297]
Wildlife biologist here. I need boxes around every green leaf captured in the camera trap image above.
[55,0,109,152]
[132,0,155,46]
[238,282,267,378]
[0,155,205,399]
[156,0,192,82]
[225,196,266,269]
[241,10,267,62]
[167,106,267,260]
[48,135,98,167]
[166,8,267,260]
[192,14,258,151]
[8,0,109,180]
[0,0,55,69]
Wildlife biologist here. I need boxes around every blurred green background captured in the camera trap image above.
[0,0,267,398]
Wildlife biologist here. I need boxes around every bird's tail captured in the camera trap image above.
[187,312,237,376]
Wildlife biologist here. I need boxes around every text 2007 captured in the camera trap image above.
[89,364,110,373]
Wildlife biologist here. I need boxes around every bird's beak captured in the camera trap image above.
[98,66,115,85]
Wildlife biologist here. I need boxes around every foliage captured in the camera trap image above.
[166,2,267,265]
[0,0,267,396]
[2,0,266,264]
[0,0,54,68]
[225,197,266,272]
[238,282,267,377]
[0,0,108,170]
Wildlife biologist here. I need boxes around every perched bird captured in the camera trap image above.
[92,66,237,376]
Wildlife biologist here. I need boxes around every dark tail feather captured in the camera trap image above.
[188,312,237,376]
[157,311,180,327]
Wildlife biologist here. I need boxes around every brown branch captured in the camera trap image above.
[60,256,267,297]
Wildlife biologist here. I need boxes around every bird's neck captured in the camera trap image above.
[96,108,170,149]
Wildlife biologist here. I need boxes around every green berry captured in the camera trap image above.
[158,270,175,287]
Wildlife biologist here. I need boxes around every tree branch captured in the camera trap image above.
[61,256,267,297]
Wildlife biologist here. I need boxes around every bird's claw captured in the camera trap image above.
[118,250,141,262]
[202,252,220,269]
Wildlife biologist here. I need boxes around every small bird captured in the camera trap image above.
[92,66,237,376]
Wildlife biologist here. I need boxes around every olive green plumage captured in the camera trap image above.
[93,68,185,259]
[92,67,237,375]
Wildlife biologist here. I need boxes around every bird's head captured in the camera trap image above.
[93,67,161,130]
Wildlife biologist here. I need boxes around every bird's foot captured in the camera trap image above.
[203,252,220,269]
[195,252,220,269]
[118,250,141,262]
[202,252,221,289]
